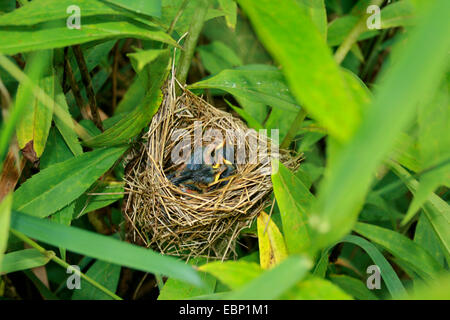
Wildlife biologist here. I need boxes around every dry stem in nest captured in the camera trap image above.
[123,76,300,261]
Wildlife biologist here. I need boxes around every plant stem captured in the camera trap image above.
[280,108,307,149]
[334,0,384,64]
[72,45,104,131]
[176,0,209,88]
[166,0,189,36]
[10,229,122,300]
[64,51,86,118]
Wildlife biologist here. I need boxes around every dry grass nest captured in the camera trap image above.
[123,77,300,261]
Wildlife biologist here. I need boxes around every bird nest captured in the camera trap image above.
[123,77,300,260]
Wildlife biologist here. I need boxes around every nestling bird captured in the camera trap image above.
[167,142,236,193]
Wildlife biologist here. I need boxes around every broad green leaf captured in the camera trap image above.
[72,260,121,300]
[189,65,300,112]
[405,84,450,221]
[0,0,152,26]
[203,14,272,65]
[127,48,167,73]
[0,249,52,274]
[225,100,263,130]
[40,127,74,169]
[257,211,288,269]
[381,0,417,29]
[0,0,15,13]
[0,193,12,270]
[218,0,237,29]
[281,276,353,300]
[271,161,315,255]
[103,0,161,17]
[0,17,176,55]
[414,213,446,267]
[157,0,225,34]
[199,261,262,289]
[71,40,116,83]
[238,0,362,141]
[329,275,379,300]
[114,76,146,114]
[51,202,74,261]
[234,95,268,125]
[74,181,124,218]
[391,132,421,173]
[10,211,203,286]
[227,255,312,299]
[12,146,127,218]
[53,81,83,157]
[82,51,170,147]
[390,161,450,265]
[0,53,48,168]
[16,67,54,157]
[265,108,299,143]
[296,0,327,39]
[341,235,406,297]
[311,0,450,251]
[158,271,216,300]
[353,222,443,281]
[197,41,243,75]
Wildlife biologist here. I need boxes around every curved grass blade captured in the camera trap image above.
[10,211,203,287]
[0,248,53,274]
[342,235,406,298]
[0,17,176,56]
[353,223,443,281]
[329,275,379,300]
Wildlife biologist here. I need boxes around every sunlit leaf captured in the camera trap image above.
[257,211,288,269]
[271,161,315,255]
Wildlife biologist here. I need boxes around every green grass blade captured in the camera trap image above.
[12,146,127,217]
[71,260,121,300]
[329,275,379,300]
[226,255,312,300]
[354,222,443,280]
[0,17,176,55]
[10,211,203,287]
[189,65,299,112]
[238,0,362,141]
[103,0,161,17]
[0,193,12,270]
[390,161,450,265]
[271,160,315,255]
[281,276,352,300]
[0,249,52,274]
[342,235,406,297]
[310,0,450,251]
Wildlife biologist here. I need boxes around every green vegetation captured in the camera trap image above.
[0,0,448,300]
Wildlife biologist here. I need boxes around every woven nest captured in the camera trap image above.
[123,76,300,260]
